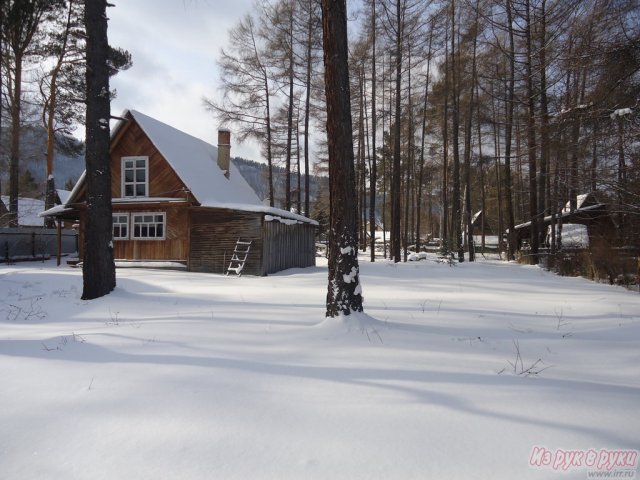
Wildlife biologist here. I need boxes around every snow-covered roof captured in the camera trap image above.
[124,110,262,208]
[562,193,590,213]
[1,196,45,227]
[610,107,632,119]
[39,204,73,218]
[56,189,72,205]
[513,202,606,231]
[45,110,316,225]
[121,110,316,225]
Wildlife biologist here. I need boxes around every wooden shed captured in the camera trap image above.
[513,193,616,251]
[43,109,316,275]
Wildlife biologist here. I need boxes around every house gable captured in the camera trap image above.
[127,110,262,208]
[110,116,190,203]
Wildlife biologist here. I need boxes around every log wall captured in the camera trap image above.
[262,220,316,274]
[112,206,189,260]
[189,209,264,275]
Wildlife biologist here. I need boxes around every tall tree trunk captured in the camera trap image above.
[381,54,388,258]
[0,3,3,209]
[296,115,301,213]
[463,0,479,262]
[9,50,23,227]
[285,11,294,211]
[493,112,504,256]
[382,54,388,258]
[0,2,3,202]
[617,114,627,240]
[403,50,413,262]
[504,0,516,260]
[569,68,587,213]
[515,119,525,221]
[44,1,75,229]
[537,0,550,255]
[416,26,433,253]
[264,68,275,207]
[590,123,598,193]
[391,0,403,263]
[303,0,313,218]
[450,0,463,262]
[442,29,450,253]
[82,0,115,300]
[44,79,58,229]
[491,74,503,255]
[524,0,539,264]
[476,85,486,254]
[359,67,366,251]
[369,0,377,261]
[321,0,363,317]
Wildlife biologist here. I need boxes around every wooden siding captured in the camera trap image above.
[189,209,264,275]
[262,221,316,274]
[112,205,189,260]
[110,120,191,202]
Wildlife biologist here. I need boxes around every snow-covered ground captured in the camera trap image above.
[1,256,639,479]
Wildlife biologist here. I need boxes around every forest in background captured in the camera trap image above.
[210,0,639,269]
[2,0,639,272]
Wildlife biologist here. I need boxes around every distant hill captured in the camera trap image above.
[231,157,328,211]
[0,125,85,193]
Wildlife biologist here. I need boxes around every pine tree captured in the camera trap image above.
[81,0,115,300]
[3,0,59,226]
[321,0,363,317]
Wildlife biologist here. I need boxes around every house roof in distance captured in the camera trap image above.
[1,196,45,226]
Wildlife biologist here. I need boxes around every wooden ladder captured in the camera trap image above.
[227,239,252,276]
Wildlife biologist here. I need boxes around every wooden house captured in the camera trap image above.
[513,192,616,251]
[43,110,316,275]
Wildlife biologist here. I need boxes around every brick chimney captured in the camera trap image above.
[217,128,231,177]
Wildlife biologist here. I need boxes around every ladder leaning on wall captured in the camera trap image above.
[226,239,252,276]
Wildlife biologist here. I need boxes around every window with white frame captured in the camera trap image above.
[132,213,165,240]
[122,156,148,197]
[112,213,130,239]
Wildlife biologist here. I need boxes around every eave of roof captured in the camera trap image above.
[513,203,608,231]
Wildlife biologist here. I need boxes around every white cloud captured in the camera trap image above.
[107,0,261,161]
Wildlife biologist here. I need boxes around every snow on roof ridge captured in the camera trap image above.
[127,110,264,209]
[562,193,592,213]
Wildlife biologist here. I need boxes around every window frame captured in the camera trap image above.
[112,212,130,240]
[121,156,149,198]
[131,212,166,240]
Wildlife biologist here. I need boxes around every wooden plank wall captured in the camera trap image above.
[112,206,189,261]
[189,209,264,275]
[262,221,316,274]
[110,120,188,200]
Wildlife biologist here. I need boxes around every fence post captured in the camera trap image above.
[57,222,62,266]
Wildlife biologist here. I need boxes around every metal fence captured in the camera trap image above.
[0,227,78,262]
